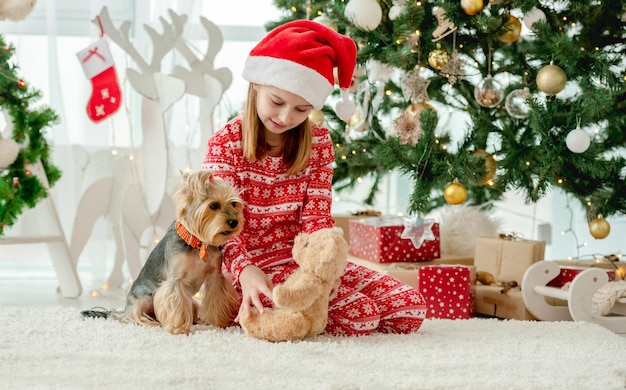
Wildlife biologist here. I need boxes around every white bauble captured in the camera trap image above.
[313,13,337,31]
[0,137,19,169]
[345,0,383,31]
[0,0,37,21]
[389,5,403,20]
[565,127,591,153]
[523,7,546,29]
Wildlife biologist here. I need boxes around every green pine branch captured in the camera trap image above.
[0,35,61,235]
[268,1,626,223]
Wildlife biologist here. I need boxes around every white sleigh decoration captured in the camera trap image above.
[521,261,626,334]
[69,7,231,289]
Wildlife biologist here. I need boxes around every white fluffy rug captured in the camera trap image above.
[1,307,625,390]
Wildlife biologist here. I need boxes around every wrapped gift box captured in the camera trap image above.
[474,236,546,283]
[554,259,625,281]
[349,217,440,263]
[333,211,381,245]
[417,265,476,319]
[475,285,536,320]
[547,265,616,288]
[348,254,473,290]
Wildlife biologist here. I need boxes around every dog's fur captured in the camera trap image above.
[91,170,244,335]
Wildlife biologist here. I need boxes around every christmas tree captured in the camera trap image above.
[268,0,625,238]
[0,35,61,235]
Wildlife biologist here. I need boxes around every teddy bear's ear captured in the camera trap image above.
[294,231,309,246]
[314,230,338,263]
[331,226,345,238]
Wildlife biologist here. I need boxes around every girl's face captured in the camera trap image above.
[254,84,313,135]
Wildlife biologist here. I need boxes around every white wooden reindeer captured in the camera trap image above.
[69,7,230,289]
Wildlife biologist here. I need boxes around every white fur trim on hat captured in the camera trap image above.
[243,56,333,110]
[242,20,357,121]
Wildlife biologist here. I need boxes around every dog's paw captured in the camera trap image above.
[163,324,191,335]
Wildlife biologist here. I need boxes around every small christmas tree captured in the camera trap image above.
[0,35,61,235]
[268,0,626,238]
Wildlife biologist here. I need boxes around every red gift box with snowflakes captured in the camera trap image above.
[348,217,440,263]
[417,265,476,319]
[547,265,616,288]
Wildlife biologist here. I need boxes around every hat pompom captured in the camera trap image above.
[335,89,356,121]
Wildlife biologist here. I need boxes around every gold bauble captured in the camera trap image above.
[428,47,450,70]
[444,179,468,205]
[471,149,497,185]
[589,214,611,239]
[308,110,325,127]
[536,62,567,95]
[499,15,522,43]
[460,0,484,15]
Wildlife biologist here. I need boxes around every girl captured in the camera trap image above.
[202,20,427,336]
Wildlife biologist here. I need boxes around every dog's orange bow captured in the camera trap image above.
[175,221,206,259]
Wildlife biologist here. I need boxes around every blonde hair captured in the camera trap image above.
[242,84,312,176]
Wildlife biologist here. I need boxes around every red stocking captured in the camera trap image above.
[76,37,122,123]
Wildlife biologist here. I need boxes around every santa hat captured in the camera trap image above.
[242,19,357,121]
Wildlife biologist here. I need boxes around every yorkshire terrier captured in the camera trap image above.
[82,170,243,335]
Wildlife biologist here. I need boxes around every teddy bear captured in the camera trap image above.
[0,0,37,21]
[239,226,348,342]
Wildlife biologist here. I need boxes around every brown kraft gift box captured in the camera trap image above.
[473,235,545,320]
[474,235,546,283]
[475,285,536,320]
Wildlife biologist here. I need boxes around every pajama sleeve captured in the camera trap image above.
[301,128,336,234]
[201,125,253,282]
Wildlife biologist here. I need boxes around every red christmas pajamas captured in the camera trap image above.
[204,117,426,336]
[246,261,427,336]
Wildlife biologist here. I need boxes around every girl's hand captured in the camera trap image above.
[235,264,274,322]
